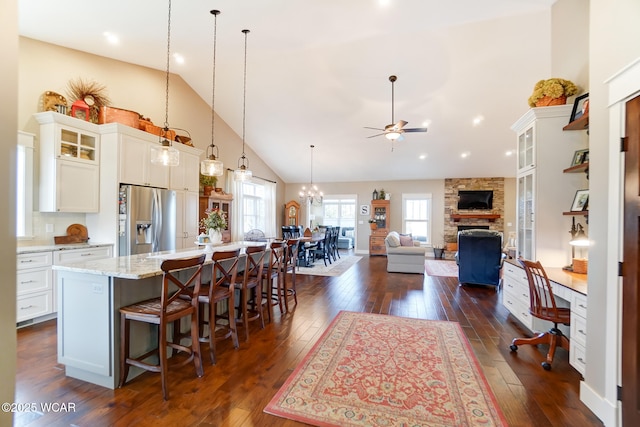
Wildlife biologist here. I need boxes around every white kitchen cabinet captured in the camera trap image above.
[118,134,170,188]
[511,105,587,268]
[34,112,100,213]
[170,145,201,192]
[16,252,54,324]
[175,190,200,249]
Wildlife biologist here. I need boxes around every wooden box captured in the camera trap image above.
[98,106,140,128]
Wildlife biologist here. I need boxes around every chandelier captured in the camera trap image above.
[150,0,179,167]
[299,144,323,204]
[200,9,224,177]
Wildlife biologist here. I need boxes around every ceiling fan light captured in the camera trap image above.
[386,131,401,141]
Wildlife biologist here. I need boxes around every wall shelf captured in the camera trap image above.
[563,113,589,131]
[563,162,589,174]
[451,214,500,222]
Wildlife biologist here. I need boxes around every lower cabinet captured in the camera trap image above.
[17,252,54,323]
[369,235,387,256]
[17,245,113,326]
[502,261,586,375]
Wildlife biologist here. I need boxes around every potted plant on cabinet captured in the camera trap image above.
[527,78,578,107]
[368,218,377,231]
[199,173,217,196]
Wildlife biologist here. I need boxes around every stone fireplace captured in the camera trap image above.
[444,177,505,244]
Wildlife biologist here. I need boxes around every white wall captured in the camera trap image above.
[18,37,285,243]
[1,0,18,425]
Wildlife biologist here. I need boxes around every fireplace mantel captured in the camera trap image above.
[450,213,501,222]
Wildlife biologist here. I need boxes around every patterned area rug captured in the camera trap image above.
[296,255,362,277]
[264,311,507,427]
[425,259,459,277]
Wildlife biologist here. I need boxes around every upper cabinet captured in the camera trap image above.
[35,112,100,213]
[511,105,587,268]
[118,134,170,189]
[169,145,201,192]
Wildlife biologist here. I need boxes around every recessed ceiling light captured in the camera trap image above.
[472,115,484,126]
[461,151,470,158]
[379,0,391,7]
[103,32,119,45]
[173,53,185,64]
[419,154,427,160]
[422,119,432,128]
[505,150,514,156]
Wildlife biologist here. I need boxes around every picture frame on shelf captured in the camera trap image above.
[570,189,589,212]
[569,93,589,123]
[571,148,589,166]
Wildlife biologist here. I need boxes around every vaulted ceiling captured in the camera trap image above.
[19,0,557,183]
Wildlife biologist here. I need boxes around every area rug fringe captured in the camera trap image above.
[264,311,508,427]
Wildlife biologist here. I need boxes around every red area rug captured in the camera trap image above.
[425,259,459,277]
[264,311,507,427]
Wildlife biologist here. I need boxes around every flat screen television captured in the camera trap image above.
[457,190,493,210]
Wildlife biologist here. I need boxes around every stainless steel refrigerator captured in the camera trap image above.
[118,184,176,256]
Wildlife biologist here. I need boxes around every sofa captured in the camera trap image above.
[455,229,505,287]
[384,231,427,274]
[338,227,354,249]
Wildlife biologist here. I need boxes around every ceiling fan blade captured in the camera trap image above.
[385,120,408,132]
[403,127,428,133]
[364,126,385,131]
[367,133,385,138]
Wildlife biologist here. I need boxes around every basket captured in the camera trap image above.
[142,123,176,142]
[572,258,588,274]
[535,95,567,107]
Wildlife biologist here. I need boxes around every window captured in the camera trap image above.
[402,193,431,244]
[17,133,34,238]
[322,196,356,229]
[227,171,277,240]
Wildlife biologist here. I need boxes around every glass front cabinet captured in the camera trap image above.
[511,105,585,268]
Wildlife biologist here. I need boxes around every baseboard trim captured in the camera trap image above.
[580,380,619,427]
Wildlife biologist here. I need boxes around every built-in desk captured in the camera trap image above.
[502,259,587,375]
[52,242,266,389]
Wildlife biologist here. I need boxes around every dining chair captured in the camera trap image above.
[234,245,266,341]
[311,231,332,266]
[198,249,240,364]
[510,258,571,370]
[118,254,206,400]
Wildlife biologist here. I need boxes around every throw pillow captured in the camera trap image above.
[386,231,400,247]
[399,234,413,246]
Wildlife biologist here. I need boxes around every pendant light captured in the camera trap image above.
[200,9,224,177]
[150,0,180,166]
[234,29,252,182]
[299,145,323,204]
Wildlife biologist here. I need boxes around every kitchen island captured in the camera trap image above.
[52,242,265,389]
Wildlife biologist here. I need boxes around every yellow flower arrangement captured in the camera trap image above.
[527,78,578,107]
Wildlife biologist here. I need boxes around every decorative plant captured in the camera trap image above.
[200,208,227,231]
[528,78,578,107]
[199,173,217,188]
[66,77,111,123]
[368,218,376,223]
[379,189,386,200]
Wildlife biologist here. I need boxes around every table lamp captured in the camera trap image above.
[564,217,590,272]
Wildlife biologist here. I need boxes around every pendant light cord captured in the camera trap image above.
[210,10,219,151]
[310,145,314,186]
[241,29,249,158]
[164,0,172,130]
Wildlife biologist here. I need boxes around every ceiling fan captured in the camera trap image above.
[365,75,428,142]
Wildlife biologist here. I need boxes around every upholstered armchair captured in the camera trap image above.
[384,231,427,274]
[455,229,505,287]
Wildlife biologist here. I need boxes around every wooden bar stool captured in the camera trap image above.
[262,242,286,321]
[198,249,240,364]
[283,239,300,312]
[234,245,267,341]
[118,254,206,400]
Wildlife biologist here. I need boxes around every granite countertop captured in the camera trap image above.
[17,242,114,255]
[51,241,267,280]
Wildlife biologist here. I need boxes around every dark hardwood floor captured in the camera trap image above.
[14,254,603,426]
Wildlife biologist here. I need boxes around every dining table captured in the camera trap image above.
[298,234,325,267]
